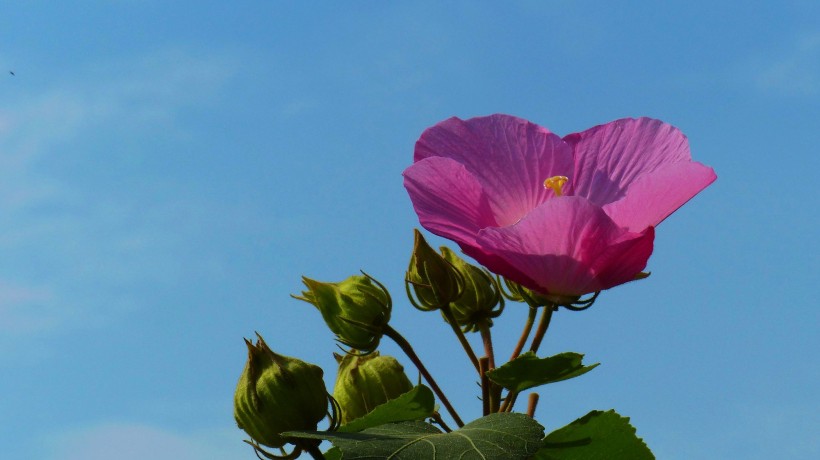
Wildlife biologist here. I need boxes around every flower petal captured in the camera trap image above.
[564,117,692,207]
[476,197,654,296]
[403,156,497,250]
[415,114,574,226]
[603,160,717,231]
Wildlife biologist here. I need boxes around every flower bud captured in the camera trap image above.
[406,229,463,311]
[440,247,504,332]
[234,335,329,449]
[294,273,391,353]
[332,351,414,424]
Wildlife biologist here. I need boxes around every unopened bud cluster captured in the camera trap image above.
[407,230,504,331]
[440,247,504,331]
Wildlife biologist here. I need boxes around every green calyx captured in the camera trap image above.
[233,334,329,449]
[406,229,464,311]
[500,277,561,306]
[294,272,392,353]
[501,278,602,311]
[332,351,414,424]
[440,247,504,332]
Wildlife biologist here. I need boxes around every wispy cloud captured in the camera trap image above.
[0,47,238,340]
[753,31,820,96]
[44,422,246,460]
[1,47,236,177]
[0,281,56,333]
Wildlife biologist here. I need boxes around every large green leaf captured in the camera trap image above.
[338,384,435,433]
[486,351,598,392]
[288,413,544,459]
[533,410,654,459]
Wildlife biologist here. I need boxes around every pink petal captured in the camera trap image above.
[476,197,654,296]
[564,117,692,207]
[415,114,574,227]
[403,156,497,250]
[403,155,545,290]
[459,244,542,293]
[603,161,717,231]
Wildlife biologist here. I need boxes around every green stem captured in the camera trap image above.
[528,304,555,354]
[510,306,537,361]
[384,324,465,427]
[440,305,481,373]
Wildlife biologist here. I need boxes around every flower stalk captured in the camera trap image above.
[440,304,481,373]
[528,304,556,354]
[383,324,464,427]
[510,306,537,361]
[479,357,490,416]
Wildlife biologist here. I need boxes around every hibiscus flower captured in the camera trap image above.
[403,114,716,299]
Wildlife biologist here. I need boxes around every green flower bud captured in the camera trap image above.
[332,351,414,424]
[294,273,391,353]
[406,229,463,311]
[234,335,330,449]
[440,247,504,332]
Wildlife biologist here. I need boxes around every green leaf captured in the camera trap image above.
[338,384,436,433]
[533,410,654,460]
[486,351,599,392]
[287,412,544,459]
[323,447,342,460]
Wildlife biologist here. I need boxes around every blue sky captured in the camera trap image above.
[0,1,817,459]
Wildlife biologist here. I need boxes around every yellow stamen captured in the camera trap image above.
[543,176,569,196]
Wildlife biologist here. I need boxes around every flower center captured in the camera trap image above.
[543,176,568,196]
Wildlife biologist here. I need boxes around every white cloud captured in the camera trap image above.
[754,32,820,96]
[44,422,248,460]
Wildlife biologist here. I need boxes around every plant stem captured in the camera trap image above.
[499,390,517,413]
[440,305,481,373]
[510,306,537,361]
[432,411,453,433]
[526,393,540,418]
[528,304,555,354]
[479,322,503,413]
[303,444,326,460]
[383,324,465,427]
[479,322,496,369]
[479,357,490,416]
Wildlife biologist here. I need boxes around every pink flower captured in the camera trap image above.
[403,115,716,298]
